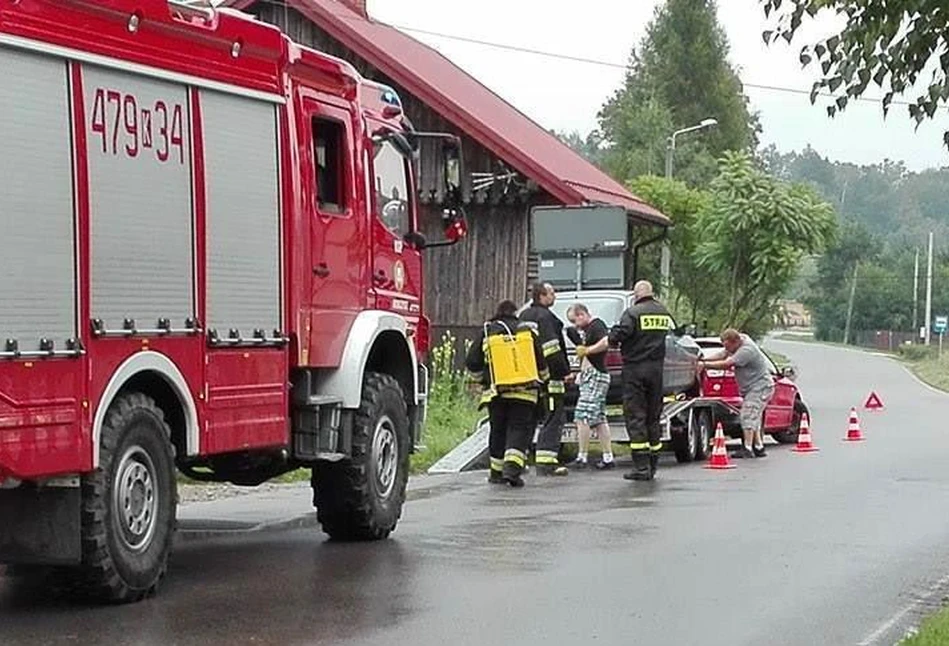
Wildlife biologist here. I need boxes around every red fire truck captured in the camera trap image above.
[0,0,466,603]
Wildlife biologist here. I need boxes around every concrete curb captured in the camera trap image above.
[173,472,483,542]
[175,512,320,544]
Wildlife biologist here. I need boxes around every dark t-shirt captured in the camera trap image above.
[583,318,609,373]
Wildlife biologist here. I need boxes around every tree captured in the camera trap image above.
[552,129,604,167]
[600,0,760,185]
[627,175,722,325]
[695,151,838,334]
[599,97,675,181]
[760,1,949,147]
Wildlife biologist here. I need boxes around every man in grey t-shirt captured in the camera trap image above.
[697,328,775,459]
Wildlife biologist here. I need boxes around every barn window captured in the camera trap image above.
[312,117,347,214]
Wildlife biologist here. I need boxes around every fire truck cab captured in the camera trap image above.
[0,0,465,603]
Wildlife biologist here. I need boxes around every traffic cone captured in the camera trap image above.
[791,413,819,453]
[844,408,865,442]
[705,422,736,470]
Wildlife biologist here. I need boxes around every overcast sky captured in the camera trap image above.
[367,0,949,172]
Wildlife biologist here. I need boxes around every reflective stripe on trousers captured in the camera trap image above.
[504,448,526,467]
[535,449,559,464]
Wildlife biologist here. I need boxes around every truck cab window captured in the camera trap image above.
[313,117,346,214]
[373,140,410,237]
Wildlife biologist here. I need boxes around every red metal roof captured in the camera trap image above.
[224,0,670,226]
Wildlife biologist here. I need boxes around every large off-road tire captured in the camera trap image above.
[312,373,409,541]
[773,399,808,445]
[80,393,177,603]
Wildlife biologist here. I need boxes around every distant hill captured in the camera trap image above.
[760,144,949,250]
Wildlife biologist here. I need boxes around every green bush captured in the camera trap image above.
[897,344,934,362]
[410,332,482,474]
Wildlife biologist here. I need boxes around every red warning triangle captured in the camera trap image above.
[864,391,884,411]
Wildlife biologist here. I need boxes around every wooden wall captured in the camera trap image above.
[248,2,558,342]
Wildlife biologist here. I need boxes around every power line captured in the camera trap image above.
[238,0,933,110]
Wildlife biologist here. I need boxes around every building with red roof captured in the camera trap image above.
[223,0,670,339]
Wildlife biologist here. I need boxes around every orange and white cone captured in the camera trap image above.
[791,413,819,453]
[844,407,865,442]
[705,422,736,470]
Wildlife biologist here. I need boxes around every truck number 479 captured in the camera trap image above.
[90,87,185,164]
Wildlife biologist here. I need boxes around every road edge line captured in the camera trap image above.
[857,572,949,645]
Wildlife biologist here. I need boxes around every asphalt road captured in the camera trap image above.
[3,340,949,646]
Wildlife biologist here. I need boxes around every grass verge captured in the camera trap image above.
[409,332,481,474]
[900,608,949,645]
[901,352,949,393]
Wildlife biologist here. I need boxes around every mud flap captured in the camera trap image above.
[0,484,81,565]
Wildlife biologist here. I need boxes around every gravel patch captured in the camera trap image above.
[177,481,309,506]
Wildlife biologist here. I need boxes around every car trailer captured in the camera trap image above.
[428,395,742,474]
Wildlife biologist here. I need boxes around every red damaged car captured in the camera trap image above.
[695,337,808,444]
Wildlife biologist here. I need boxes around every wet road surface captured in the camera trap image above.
[3,340,949,645]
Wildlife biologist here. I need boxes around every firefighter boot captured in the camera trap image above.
[649,453,660,479]
[488,470,506,485]
[502,462,525,488]
[623,452,653,481]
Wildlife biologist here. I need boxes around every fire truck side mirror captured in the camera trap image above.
[372,130,416,160]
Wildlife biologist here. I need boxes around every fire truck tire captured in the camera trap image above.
[773,399,808,444]
[80,392,177,603]
[312,372,409,541]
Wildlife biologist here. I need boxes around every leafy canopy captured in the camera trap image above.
[761,1,949,146]
[695,151,838,332]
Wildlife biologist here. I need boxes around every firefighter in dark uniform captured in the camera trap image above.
[466,300,550,487]
[519,282,570,477]
[608,280,672,481]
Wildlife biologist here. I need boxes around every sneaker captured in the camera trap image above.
[731,446,755,459]
[753,446,768,458]
[595,459,616,470]
[537,464,569,477]
[568,459,588,470]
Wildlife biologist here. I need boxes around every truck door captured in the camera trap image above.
[304,99,364,367]
[365,124,423,327]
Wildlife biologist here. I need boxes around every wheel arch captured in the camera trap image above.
[318,311,418,409]
[92,351,199,467]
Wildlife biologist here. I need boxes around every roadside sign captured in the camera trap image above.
[935,316,948,335]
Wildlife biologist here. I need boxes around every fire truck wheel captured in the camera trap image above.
[80,392,177,603]
[313,372,409,541]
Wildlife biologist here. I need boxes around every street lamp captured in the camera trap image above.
[660,117,718,298]
[664,118,718,179]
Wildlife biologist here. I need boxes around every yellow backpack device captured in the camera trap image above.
[485,321,540,389]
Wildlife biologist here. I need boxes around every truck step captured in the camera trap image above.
[292,396,344,461]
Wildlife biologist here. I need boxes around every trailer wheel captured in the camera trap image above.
[672,422,698,463]
[693,409,712,461]
[312,372,409,541]
[80,393,177,603]
[774,399,808,444]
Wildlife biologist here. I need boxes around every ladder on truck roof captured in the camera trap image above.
[427,397,741,474]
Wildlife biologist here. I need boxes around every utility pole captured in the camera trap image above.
[913,248,920,339]
[925,231,934,345]
[843,261,858,345]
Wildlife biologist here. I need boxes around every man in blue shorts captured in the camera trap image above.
[565,303,614,470]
